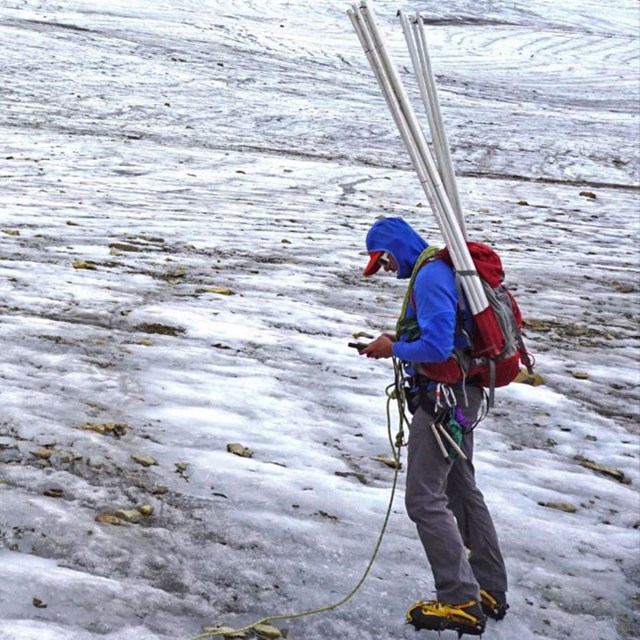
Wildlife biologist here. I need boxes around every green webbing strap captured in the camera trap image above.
[395,246,441,337]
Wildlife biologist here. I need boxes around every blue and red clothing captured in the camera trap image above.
[365,217,470,365]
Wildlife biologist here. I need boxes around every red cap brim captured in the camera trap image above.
[363,251,384,277]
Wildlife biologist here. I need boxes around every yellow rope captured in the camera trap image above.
[193,362,407,640]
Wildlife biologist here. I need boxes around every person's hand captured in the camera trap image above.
[360,334,394,359]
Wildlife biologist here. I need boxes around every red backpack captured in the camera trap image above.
[419,242,534,404]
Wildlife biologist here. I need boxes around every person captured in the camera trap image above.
[359,217,508,637]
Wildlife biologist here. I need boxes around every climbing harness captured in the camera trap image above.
[192,358,410,640]
[402,365,478,465]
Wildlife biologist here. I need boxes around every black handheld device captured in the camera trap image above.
[348,342,369,352]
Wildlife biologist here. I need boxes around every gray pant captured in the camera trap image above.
[404,385,507,604]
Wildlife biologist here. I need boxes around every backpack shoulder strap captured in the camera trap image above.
[396,246,442,336]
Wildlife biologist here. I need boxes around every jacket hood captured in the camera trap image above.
[365,217,428,279]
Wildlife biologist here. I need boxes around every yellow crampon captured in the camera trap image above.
[406,599,486,637]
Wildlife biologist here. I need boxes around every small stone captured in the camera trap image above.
[227,443,253,458]
[136,323,185,336]
[612,281,635,294]
[195,287,235,295]
[538,501,577,513]
[72,259,98,270]
[575,455,630,484]
[31,447,54,460]
[95,513,121,525]
[579,191,597,199]
[174,462,190,480]
[43,488,64,498]
[137,504,154,517]
[152,485,169,495]
[78,422,128,437]
[522,318,552,332]
[335,471,368,485]
[2,229,20,236]
[570,371,590,380]
[108,242,140,252]
[115,509,143,524]
[131,454,158,467]
[32,598,47,609]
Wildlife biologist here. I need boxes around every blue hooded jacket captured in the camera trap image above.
[366,217,468,364]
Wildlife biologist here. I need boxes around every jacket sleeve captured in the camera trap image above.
[391,262,457,363]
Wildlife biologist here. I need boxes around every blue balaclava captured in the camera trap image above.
[364,217,428,279]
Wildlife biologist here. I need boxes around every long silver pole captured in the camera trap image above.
[359,2,464,269]
[356,1,480,311]
[397,11,446,174]
[357,1,486,314]
[413,13,466,238]
[348,6,453,257]
[398,9,466,238]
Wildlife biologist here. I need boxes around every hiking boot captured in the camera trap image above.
[406,599,486,637]
[480,589,509,621]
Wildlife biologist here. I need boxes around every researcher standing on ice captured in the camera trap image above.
[359,216,508,637]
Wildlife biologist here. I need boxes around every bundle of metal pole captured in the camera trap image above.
[348,1,488,315]
[347,6,451,249]
[358,1,469,279]
[399,10,467,240]
[397,11,448,200]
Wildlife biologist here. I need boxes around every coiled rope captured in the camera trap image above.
[192,358,408,640]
